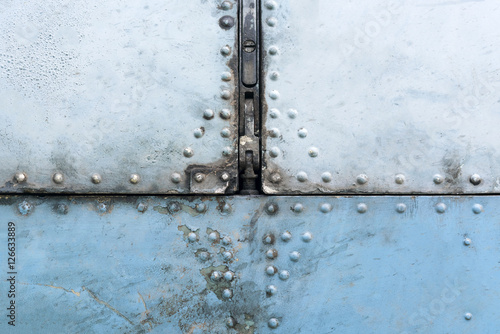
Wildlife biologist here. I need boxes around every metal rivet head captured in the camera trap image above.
[129,173,140,184]
[265,0,277,10]
[269,147,280,158]
[269,172,282,184]
[281,231,292,242]
[357,203,368,213]
[221,1,232,10]
[470,174,481,186]
[266,203,278,215]
[263,234,275,245]
[320,203,332,213]
[18,201,32,215]
[52,173,64,184]
[472,204,483,214]
[267,17,277,27]
[266,249,278,259]
[219,16,235,29]
[56,204,68,215]
[220,109,231,119]
[222,251,233,261]
[269,108,280,118]
[222,147,232,156]
[435,203,447,214]
[183,148,194,158]
[208,232,220,243]
[395,174,405,185]
[221,72,232,81]
[463,238,471,246]
[220,172,231,182]
[289,251,301,262]
[203,109,215,120]
[292,203,303,213]
[171,173,182,184]
[91,173,102,184]
[188,232,198,243]
[211,271,222,281]
[269,90,280,99]
[224,271,235,282]
[266,285,277,297]
[220,45,231,56]
[196,203,207,213]
[221,236,232,246]
[199,252,210,261]
[268,318,279,329]
[296,171,308,182]
[225,316,236,328]
[287,109,298,119]
[269,128,280,138]
[221,90,231,100]
[168,202,181,213]
[301,232,313,243]
[194,173,205,183]
[396,203,406,213]
[433,174,444,184]
[266,266,277,276]
[356,174,368,185]
[97,203,107,213]
[298,128,308,138]
[14,172,27,183]
[222,289,233,299]
[308,147,319,158]
[268,46,279,55]
[220,127,231,138]
[464,313,472,321]
[279,270,290,280]
[137,203,148,213]
[270,71,279,80]
[194,128,204,138]
[221,202,232,213]
[321,172,332,183]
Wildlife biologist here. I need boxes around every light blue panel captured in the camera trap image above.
[0,196,498,333]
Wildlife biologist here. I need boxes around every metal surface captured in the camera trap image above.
[0,0,238,194]
[1,195,499,333]
[261,0,500,194]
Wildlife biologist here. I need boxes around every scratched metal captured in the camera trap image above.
[0,0,238,194]
[261,0,500,194]
[1,195,498,333]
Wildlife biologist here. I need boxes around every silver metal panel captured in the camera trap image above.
[0,0,238,194]
[261,0,500,194]
[1,195,498,333]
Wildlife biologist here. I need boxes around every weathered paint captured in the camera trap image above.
[0,0,238,194]
[1,195,499,333]
[261,0,500,194]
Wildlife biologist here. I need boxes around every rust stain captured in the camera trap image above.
[186,323,207,334]
[83,286,134,326]
[20,282,81,297]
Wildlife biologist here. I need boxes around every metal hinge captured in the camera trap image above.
[238,0,261,195]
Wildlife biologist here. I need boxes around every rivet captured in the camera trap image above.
[266,203,279,215]
[263,234,275,245]
[224,271,235,282]
[269,128,280,138]
[171,173,182,184]
[225,316,236,328]
[221,72,232,81]
[222,147,232,156]
[321,172,332,183]
[221,1,232,10]
[301,232,313,243]
[91,173,102,184]
[193,128,204,138]
[221,127,231,138]
[292,203,303,213]
[220,172,231,182]
[266,249,278,259]
[14,172,27,183]
[195,203,207,213]
[52,173,64,184]
[298,128,307,138]
[287,109,298,119]
[267,17,277,27]
[199,252,210,261]
[220,109,231,119]
[222,251,233,261]
[433,174,444,184]
[56,204,68,215]
[470,174,481,186]
[269,108,280,118]
[208,232,220,243]
[219,16,235,29]
[281,231,292,242]
[472,204,483,214]
[463,238,471,246]
[435,203,447,214]
[396,203,406,213]
[203,109,215,120]
[269,90,280,99]
[268,318,279,329]
[211,271,222,281]
[464,312,472,321]
[183,148,194,158]
[395,174,405,185]
[97,203,107,213]
[265,0,277,10]
[270,71,279,80]
[308,147,319,158]
[129,173,140,184]
[296,171,308,182]
[268,46,279,55]
[221,236,232,246]
[220,45,231,56]
[194,173,205,183]
[18,201,33,215]
[168,202,181,213]
[221,90,231,100]
[266,266,277,276]
[188,232,198,243]
[137,203,148,213]
[357,203,368,213]
[266,285,278,296]
[269,172,282,184]
[221,202,232,213]
[320,203,332,213]
[279,270,290,280]
[269,147,280,158]
[222,289,233,299]
[289,251,301,262]
[356,174,368,185]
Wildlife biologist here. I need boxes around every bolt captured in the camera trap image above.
[281,231,292,242]
[301,232,313,243]
[289,251,301,262]
[269,172,282,184]
[263,234,275,245]
[52,173,64,184]
[183,148,194,158]
[268,318,279,329]
[137,203,148,213]
[395,174,405,184]
[464,238,471,246]
[243,39,256,53]
[14,172,27,183]
[219,16,235,29]
[220,172,230,182]
[357,174,368,185]
[357,203,368,213]
[266,249,278,259]
[470,174,481,186]
[194,173,205,183]
[130,173,140,184]
[171,173,182,184]
[433,174,444,184]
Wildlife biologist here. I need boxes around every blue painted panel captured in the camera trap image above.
[0,196,498,333]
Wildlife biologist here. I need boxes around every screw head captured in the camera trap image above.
[52,173,64,184]
[265,1,277,9]
[91,173,102,184]
[221,1,232,10]
[268,318,279,329]
[221,202,232,214]
[14,172,27,183]
[269,108,280,118]
[357,174,368,185]
[287,109,298,119]
[194,173,205,183]
[470,174,482,186]
[270,71,279,80]
[289,251,301,262]
[395,174,405,184]
[269,147,280,158]
[243,39,256,53]
[220,172,230,182]
[171,173,182,184]
[130,173,140,184]
[269,128,280,138]
[222,147,232,156]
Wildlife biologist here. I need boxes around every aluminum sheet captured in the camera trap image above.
[0,0,238,194]
[261,0,500,194]
[0,195,498,333]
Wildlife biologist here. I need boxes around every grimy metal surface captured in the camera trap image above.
[0,0,238,194]
[1,195,498,333]
[261,0,500,194]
